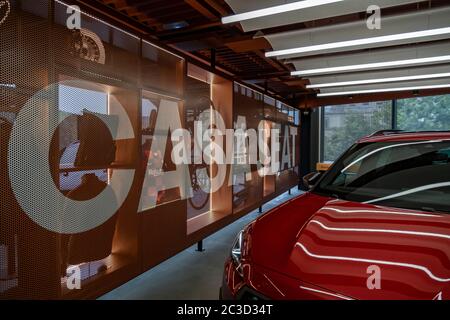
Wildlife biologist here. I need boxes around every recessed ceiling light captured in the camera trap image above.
[307,72,450,89]
[163,21,189,30]
[266,27,450,58]
[292,55,450,76]
[221,0,344,24]
[317,84,450,97]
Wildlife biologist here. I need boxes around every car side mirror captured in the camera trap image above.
[302,171,322,190]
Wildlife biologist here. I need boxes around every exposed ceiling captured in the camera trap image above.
[82,0,450,106]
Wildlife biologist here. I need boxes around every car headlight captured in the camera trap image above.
[231,230,244,277]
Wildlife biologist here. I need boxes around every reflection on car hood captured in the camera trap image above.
[249,193,450,299]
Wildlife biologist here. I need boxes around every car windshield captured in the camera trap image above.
[314,139,450,214]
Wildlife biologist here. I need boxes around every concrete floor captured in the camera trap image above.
[100,188,303,300]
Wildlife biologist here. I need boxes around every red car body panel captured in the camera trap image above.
[222,133,450,300]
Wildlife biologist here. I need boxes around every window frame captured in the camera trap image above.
[319,94,450,162]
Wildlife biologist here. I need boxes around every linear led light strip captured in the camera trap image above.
[266,27,450,58]
[292,55,450,76]
[221,0,344,24]
[317,84,450,97]
[307,72,450,89]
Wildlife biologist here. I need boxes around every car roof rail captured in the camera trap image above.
[369,129,404,137]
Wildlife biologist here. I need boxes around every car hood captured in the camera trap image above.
[249,192,450,299]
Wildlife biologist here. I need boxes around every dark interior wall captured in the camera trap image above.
[299,108,320,189]
[310,108,321,169]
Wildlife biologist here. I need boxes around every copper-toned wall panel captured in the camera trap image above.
[211,75,233,217]
[0,1,300,299]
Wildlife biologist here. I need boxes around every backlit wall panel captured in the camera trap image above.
[0,1,300,299]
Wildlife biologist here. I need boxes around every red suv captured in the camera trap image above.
[221,131,450,300]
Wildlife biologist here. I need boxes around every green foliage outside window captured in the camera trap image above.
[322,94,450,162]
[323,102,391,161]
[397,95,450,131]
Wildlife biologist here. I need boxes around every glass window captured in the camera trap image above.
[294,108,300,126]
[59,84,108,115]
[397,94,450,131]
[57,82,110,180]
[323,101,392,162]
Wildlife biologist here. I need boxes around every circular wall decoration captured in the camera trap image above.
[73,28,106,65]
[0,0,11,27]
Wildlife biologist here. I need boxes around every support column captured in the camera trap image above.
[392,99,397,129]
[299,109,312,190]
[196,240,205,252]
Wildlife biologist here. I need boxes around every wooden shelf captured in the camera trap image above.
[59,163,135,173]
